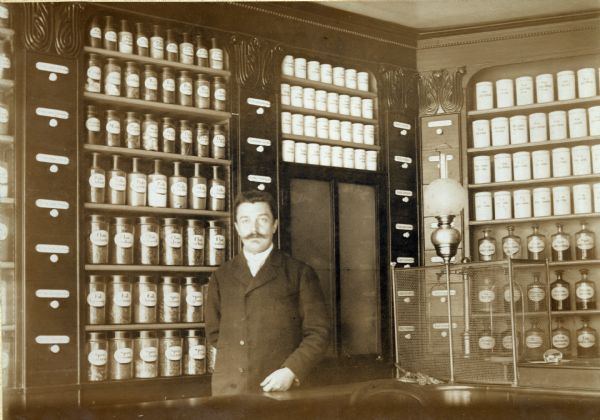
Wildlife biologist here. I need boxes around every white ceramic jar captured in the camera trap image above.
[366,150,377,171]
[572,184,592,214]
[509,115,528,144]
[282,140,295,162]
[532,187,552,217]
[592,144,600,174]
[333,67,345,86]
[528,113,547,142]
[594,183,600,212]
[320,64,333,84]
[342,147,354,168]
[291,113,304,136]
[354,149,366,170]
[363,125,375,145]
[552,186,571,216]
[293,57,307,79]
[495,79,515,108]
[531,150,551,179]
[304,115,317,137]
[577,67,597,98]
[556,70,576,101]
[319,145,332,167]
[307,61,320,82]
[307,143,320,165]
[512,151,531,181]
[281,55,294,76]
[491,117,510,146]
[568,108,588,138]
[281,112,292,134]
[473,155,492,184]
[571,145,592,176]
[331,146,343,167]
[513,189,532,219]
[344,68,357,90]
[280,83,291,106]
[357,72,369,92]
[493,191,512,220]
[294,142,307,164]
[472,120,491,148]
[494,153,512,182]
[515,76,534,106]
[535,73,554,103]
[474,191,493,221]
[588,105,600,136]
[548,110,567,140]
[316,118,329,139]
[475,81,494,110]
[552,147,571,177]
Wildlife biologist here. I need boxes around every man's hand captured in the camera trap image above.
[260,367,296,392]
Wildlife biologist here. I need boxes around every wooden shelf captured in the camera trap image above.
[85,264,218,272]
[469,212,600,226]
[84,202,229,218]
[0,28,14,38]
[467,135,600,155]
[282,133,381,151]
[85,322,205,332]
[549,259,600,267]
[550,309,600,316]
[0,134,13,145]
[280,104,377,125]
[84,46,230,78]
[83,144,231,166]
[468,173,600,191]
[0,261,14,269]
[0,197,14,204]
[0,79,13,89]
[281,75,377,99]
[472,311,546,319]
[81,373,209,388]
[84,92,231,123]
[467,95,600,118]
[280,160,380,173]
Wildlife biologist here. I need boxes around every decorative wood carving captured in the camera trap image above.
[379,65,419,114]
[231,35,282,92]
[418,67,466,115]
[22,3,85,57]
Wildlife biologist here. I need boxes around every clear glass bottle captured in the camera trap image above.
[209,37,223,70]
[118,19,133,54]
[135,22,149,56]
[127,157,147,207]
[161,116,176,153]
[211,124,227,159]
[86,54,102,93]
[124,61,140,99]
[575,269,596,310]
[179,32,194,65]
[526,272,547,312]
[476,275,497,313]
[551,223,572,262]
[165,29,179,62]
[189,163,207,210]
[478,229,496,262]
[107,155,126,205]
[575,221,596,260]
[169,161,188,209]
[500,326,520,356]
[550,270,571,311]
[477,322,496,354]
[195,34,208,67]
[179,120,193,156]
[103,15,117,51]
[208,166,226,211]
[527,224,546,261]
[576,318,598,358]
[502,280,522,312]
[524,319,546,361]
[148,159,167,208]
[150,24,164,60]
[86,332,108,382]
[551,318,571,357]
[85,104,101,147]
[88,152,105,204]
[109,331,133,380]
[161,67,176,105]
[88,15,102,48]
[0,40,11,80]
[502,225,521,259]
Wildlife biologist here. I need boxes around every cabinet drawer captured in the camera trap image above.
[26,327,77,386]
[26,53,77,105]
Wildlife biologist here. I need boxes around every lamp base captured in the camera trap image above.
[430,215,461,264]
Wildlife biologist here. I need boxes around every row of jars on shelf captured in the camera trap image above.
[87,215,226,266]
[87,329,206,382]
[281,84,375,119]
[89,155,226,210]
[281,112,375,145]
[89,15,224,69]
[87,274,207,325]
[472,106,600,148]
[281,140,377,170]
[87,106,228,158]
[282,55,370,92]
[473,183,599,221]
[474,67,599,111]
[86,55,227,111]
[472,145,600,184]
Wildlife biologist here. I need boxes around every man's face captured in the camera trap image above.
[234,201,278,255]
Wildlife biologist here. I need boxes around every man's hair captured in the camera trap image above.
[233,190,277,220]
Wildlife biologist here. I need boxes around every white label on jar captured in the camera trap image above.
[213,134,226,147]
[109,175,126,191]
[552,237,570,251]
[179,81,193,95]
[151,37,164,51]
[503,239,520,256]
[107,71,121,85]
[181,130,193,143]
[0,223,7,241]
[191,234,204,250]
[87,291,106,307]
[106,119,121,134]
[577,233,594,250]
[86,117,100,132]
[526,335,543,348]
[104,31,117,42]
[114,291,132,307]
[87,66,101,80]
[502,335,513,350]
[140,290,157,306]
[528,287,545,302]
[127,122,140,136]
[210,184,225,199]
[215,88,226,101]
[196,48,208,59]
[140,346,158,362]
[478,289,495,303]
[197,85,210,98]
[131,177,147,193]
[576,284,594,300]
[165,291,180,307]
[171,181,187,197]
[166,345,182,361]
[145,77,158,90]
[186,291,203,306]
[210,49,223,62]
[162,78,175,92]
[90,230,109,246]
[166,42,178,53]
[119,33,133,51]
[90,27,102,39]
[578,333,596,348]
[182,44,194,58]
[114,347,133,364]
[528,237,545,253]
[88,349,108,366]
[114,232,134,248]
[192,183,207,198]
[149,179,167,195]
[126,73,139,87]
[552,334,570,349]
[212,234,226,249]
[137,36,149,48]
[551,286,569,301]
[197,134,209,146]
[0,107,7,124]
[504,288,521,302]
[163,127,176,141]
[141,231,159,247]
[479,242,496,256]
[190,344,206,360]
[478,336,495,350]
[166,233,182,248]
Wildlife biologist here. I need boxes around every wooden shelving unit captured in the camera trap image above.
[469,174,600,190]
[83,144,231,166]
[280,104,377,125]
[281,75,378,99]
[467,95,600,118]
[467,135,600,155]
[281,133,381,151]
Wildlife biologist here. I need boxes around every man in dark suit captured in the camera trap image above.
[205,190,330,396]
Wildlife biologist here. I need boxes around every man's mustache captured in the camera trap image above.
[242,233,267,240]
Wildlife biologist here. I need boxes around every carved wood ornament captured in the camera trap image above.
[379,65,420,114]
[231,35,283,92]
[418,67,466,115]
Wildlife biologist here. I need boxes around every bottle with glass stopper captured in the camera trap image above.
[527,224,546,261]
[550,270,571,311]
[575,269,596,310]
[551,318,571,358]
[551,223,572,261]
[189,163,207,210]
[127,157,147,207]
[88,152,106,204]
[107,155,126,205]
[576,318,598,358]
[524,319,546,361]
[575,221,596,260]
[478,229,496,262]
[502,277,522,313]
[477,321,496,354]
[502,225,521,259]
[526,272,546,312]
[208,166,226,211]
[168,161,188,209]
[148,159,167,208]
[477,275,497,313]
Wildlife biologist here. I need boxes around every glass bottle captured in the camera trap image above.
[195,34,208,67]
[161,116,176,153]
[527,224,546,261]
[524,319,546,361]
[165,29,179,62]
[209,37,224,70]
[551,223,572,261]
[196,123,210,158]
[575,269,596,310]
[135,22,149,56]
[189,163,207,210]
[576,318,598,358]
[124,61,140,99]
[0,4,8,29]
[161,67,176,105]
[550,270,571,311]
[103,15,117,51]
[169,161,188,209]
[0,40,12,80]
[500,326,520,355]
[575,222,596,260]
[0,93,7,135]
[526,272,547,312]
[150,24,164,60]
[118,19,133,54]
[107,155,126,205]
[478,229,496,262]
[194,74,210,109]
[86,105,102,144]
[477,322,496,354]
[502,280,522,312]
[148,159,167,208]
[208,166,226,211]
[86,54,102,93]
[142,65,158,102]
[502,225,521,259]
[88,152,105,204]
[211,124,227,159]
[179,120,193,156]
[127,157,147,207]
[476,275,497,313]
[551,318,571,357]
[212,76,227,111]
[88,15,102,48]
[180,32,194,65]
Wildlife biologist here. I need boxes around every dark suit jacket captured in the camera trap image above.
[205,249,330,396]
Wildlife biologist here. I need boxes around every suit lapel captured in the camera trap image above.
[245,250,282,295]
[231,253,253,288]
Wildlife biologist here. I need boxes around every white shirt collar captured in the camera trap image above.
[243,244,274,277]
